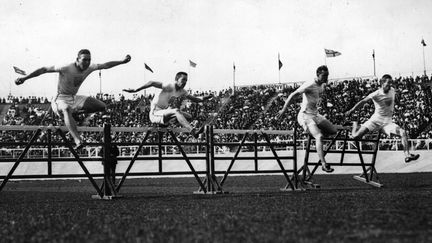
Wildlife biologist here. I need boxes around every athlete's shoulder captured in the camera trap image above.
[297,80,315,91]
[368,88,380,97]
[53,63,74,72]
[161,82,175,91]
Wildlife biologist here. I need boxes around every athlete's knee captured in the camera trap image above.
[60,106,72,115]
[313,133,324,142]
[328,126,338,135]
[173,108,183,116]
[398,128,407,138]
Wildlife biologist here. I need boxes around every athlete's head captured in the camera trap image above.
[175,71,188,89]
[316,65,329,83]
[76,49,91,71]
[380,74,392,93]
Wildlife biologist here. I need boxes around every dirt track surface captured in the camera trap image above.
[1,173,431,242]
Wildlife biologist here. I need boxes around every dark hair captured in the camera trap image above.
[77,49,91,56]
[175,71,188,81]
[316,65,329,76]
[380,74,392,85]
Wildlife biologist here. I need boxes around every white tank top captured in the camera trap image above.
[53,63,99,95]
[297,80,324,115]
[368,87,395,118]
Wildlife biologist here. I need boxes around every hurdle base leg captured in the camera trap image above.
[352,175,383,188]
[280,187,306,192]
[302,180,321,189]
[91,194,124,200]
[193,190,229,195]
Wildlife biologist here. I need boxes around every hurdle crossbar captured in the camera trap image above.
[300,126,383,188]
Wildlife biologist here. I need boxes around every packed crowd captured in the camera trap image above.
[1,75,432,146]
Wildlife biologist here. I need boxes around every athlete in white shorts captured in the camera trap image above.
[345,74,420,163]
[123,72,213,138]
[15,49,131,148]
[278,65,337,173]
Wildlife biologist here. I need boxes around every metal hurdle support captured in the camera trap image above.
[112,125,209,194]
[205,126,302,193]
[92,123,123,200]
[300,125,382,188]
[194,126,225,194]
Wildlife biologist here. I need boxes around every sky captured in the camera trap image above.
[1,0,432,99]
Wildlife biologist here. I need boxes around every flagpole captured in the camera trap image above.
[143,63,146,97]
[422,41,427,76]
[278,53,281,84]
[188,62,191,92]
[99,70,102,99]
[373,49,376,77]
[324,50,327,66]
[233,62,236,94]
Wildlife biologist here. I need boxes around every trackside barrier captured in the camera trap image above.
[300,125,382,188]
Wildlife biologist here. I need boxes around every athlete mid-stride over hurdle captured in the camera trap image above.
[277,65,337,173]
[15,49,131,149]
[123,71,213,138]
[345,74,420,163]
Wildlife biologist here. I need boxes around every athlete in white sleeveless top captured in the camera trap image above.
[346,74,419,163]
[15,49,131,148]
[278,65,337,173]
[123,72,213,138]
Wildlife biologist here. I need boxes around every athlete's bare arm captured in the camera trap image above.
[185,93,214,103]
[277,89,302,119]
[98,55,131,70]
[15,66,58,85]
[123,81,163,93]
[345,96,372,116]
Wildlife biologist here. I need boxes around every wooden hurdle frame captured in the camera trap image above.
[198,125,302,193]
[0,125,105,198]
[300,125,383,188]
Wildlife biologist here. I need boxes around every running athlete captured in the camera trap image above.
[345,74,420,163]
[123,72,213,138]
[15,49,131,148]
[277,65,337,172]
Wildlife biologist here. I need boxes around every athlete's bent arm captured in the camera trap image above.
[277,90,301,118]
[15,66,58,85]
[123,81,163,93]
[98,55,131,70]
[345,97,371,116]
[186,94,214,103]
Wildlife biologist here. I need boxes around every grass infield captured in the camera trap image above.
[1,173,431,242]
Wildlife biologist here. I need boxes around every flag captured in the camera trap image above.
[278,53,283,70]
[372,49,375,59]
[13,66,26,75]
[189,60,197,68]
[233,62,236,71]
[324,49,341,57]
[421,39,427,47]
[144,63,154,73]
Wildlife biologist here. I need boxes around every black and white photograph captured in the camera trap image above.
[1,0,432,242]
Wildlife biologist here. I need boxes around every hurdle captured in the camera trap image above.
[195,126,302,193]
[300,125,382,188]
[0,125,105,198]
[109,125,210,194]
